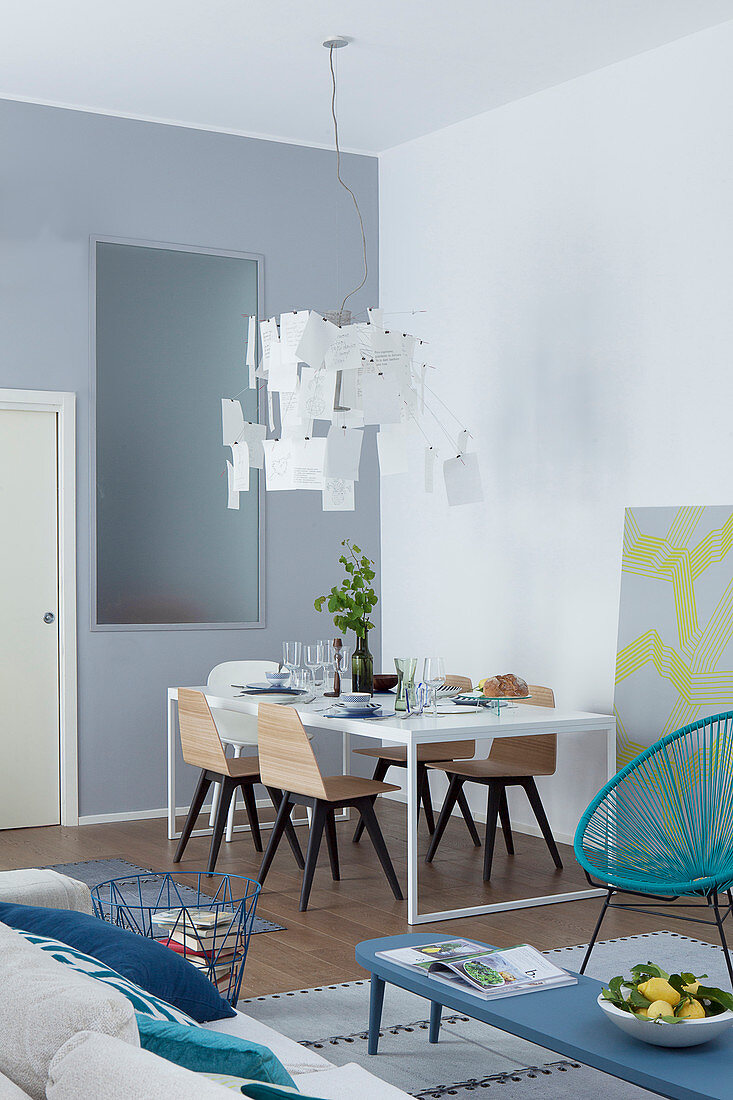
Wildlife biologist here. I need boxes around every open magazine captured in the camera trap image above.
[376,939,576,1000]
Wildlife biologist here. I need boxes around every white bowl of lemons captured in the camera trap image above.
[598,964,733,1048]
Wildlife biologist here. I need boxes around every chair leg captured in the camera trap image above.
[579,889,613,974]
[358,798,403,901]
[713,894,733,988]
[498,788,514,855]
[258,792,295,887]
[353,759,390,843]
[425,774,463,863]
[455,786,481,847]
[419,764,436,834]
[483,782,502,881]
[240,781,263,852]
[173,771,211,863]
[207,777,236,875]
[300,802,328,912]
[522,778,563,869]
[266,787,305,869]
[325,809,340,881]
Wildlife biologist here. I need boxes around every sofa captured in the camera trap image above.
[0,870,408,1099]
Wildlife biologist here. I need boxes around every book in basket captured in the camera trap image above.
[376,939,576,1000]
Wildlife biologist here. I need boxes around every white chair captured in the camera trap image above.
[206,660,278,842]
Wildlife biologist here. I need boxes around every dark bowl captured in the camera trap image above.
[373,673,399,693]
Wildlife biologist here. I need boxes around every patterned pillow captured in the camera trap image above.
[18,931,196,1027]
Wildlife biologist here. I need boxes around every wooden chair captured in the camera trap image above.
[425,685,563,880]
[352,674,481,847]
[173,689,304,875]
[256,703,404,912]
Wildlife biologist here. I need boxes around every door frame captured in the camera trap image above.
[0,389,78,826]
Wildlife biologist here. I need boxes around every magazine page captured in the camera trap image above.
[499,945,571,983]
[376,939,487,971]
[430,951,530,993]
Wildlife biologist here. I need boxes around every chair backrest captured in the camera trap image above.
[418,674,475,762]
[575,711,733,893]
[257,703,328,799]
[488,685,557,773]
[177,689,231,774]
[206,660,278,747]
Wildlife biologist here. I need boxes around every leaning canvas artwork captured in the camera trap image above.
[615,506,733,767]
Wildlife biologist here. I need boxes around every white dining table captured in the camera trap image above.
[166,685,616,925]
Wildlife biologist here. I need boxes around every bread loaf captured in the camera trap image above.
[482,674,529,698]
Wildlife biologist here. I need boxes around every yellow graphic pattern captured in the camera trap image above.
[615,507,733,768]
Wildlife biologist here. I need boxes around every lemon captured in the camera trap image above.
[676,999,705,1019]
[646,999,676,1019]
[633,1008,649,1018]
[637,978,681,1007]
[682,980,700,995]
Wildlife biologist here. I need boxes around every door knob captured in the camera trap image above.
[43,612,55,624]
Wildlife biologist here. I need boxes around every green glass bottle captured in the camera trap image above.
[351,633,374,695]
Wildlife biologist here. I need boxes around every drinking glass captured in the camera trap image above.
[282,641,302,687]
[423,657,446,717]
[321,641,337,696]
[304,643,323,693]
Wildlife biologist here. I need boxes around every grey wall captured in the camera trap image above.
[0,99,380,816]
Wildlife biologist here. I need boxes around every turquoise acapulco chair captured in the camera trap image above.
[574,711,733,984]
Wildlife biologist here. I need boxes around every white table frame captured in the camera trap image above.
[167,686,616,926]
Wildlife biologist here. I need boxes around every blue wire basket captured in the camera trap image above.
[91,872,261,1006]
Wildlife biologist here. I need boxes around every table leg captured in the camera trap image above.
[407,734,418,925]
[167,693,177,841]
[429,1001,442,1044]
[368,974,386,1055]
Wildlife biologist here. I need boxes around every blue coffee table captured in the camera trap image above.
[356,934,733,1100]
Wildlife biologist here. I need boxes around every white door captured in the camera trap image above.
[0,409,60,827]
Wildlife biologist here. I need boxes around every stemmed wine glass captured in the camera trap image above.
[320,640,336,696]
[304,643,324,693]
[282,641,302,688]
[423,657,446,717]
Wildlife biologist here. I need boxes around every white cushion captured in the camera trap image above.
[297,1062,411,1099]
[0,922,138,1099]
[47,1032,235,1099]
[0,1072,32,1099]
[203,1010,330,1076]
[0,870,93,914]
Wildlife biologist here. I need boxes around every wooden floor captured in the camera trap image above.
[0,801,689,998]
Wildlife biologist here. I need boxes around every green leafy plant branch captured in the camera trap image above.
[314,539,378,639]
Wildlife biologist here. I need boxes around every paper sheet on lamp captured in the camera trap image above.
[263,439,292,491]
[246,315,256,388]
[222,399,245,446]
[299,366,336,422]
[295,312,339,367]
[231,441,250,491]
[377,424,409,476]
[325,326,362,372]
[279,310,310,364]
[279,389,312,439]
[324,425,363,481]
[443,452,483,505]
[239,421,266,469]
[322,477,355,511]
[290,437,326,490]
[361,373,402,425]
[226,461,239,509]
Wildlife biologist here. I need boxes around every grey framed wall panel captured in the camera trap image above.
[93,237,264,629]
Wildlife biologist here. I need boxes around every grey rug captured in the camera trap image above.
[48,859,284,935]
[242,931,733,1098]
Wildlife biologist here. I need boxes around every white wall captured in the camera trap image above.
[378,22,733,841]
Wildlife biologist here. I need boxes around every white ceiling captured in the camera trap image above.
[3,0,733,154]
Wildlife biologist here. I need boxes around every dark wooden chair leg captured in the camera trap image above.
[455,785,481,846]
[419,764,436,834]
[325,809,340,881]
[173,770,211,863]
[482,782,503,881]
[358,798,403,901]
[353,759,390,843]
[300,801,328,911]
[425,774,463,862]
[498,788,514,855]
[207,777,236,875]
[240,781,263,852]
[522,778,563,869]
[258,792,295,886]
[266,787,305,869]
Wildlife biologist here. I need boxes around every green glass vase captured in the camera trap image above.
[351,633,374,695]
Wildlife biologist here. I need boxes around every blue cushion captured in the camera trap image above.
[0,902,235,1023]
[136,1014,296,1089]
